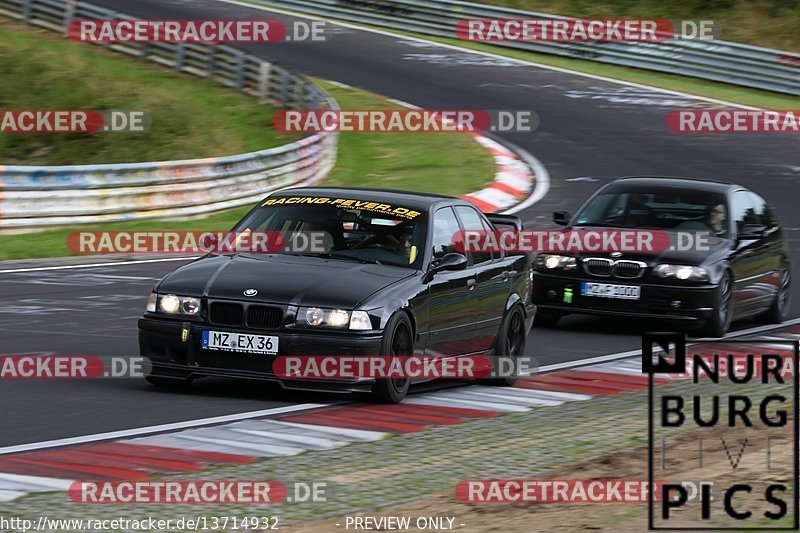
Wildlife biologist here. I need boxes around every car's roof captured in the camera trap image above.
[610,176,739,193]
[270,186,462,209]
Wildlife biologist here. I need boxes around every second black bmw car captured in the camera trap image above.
[139,187,535,403]
[532,177,791,337]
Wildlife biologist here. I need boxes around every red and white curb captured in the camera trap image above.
[366,89,537,214]
[3,322,797,502]
[461,135,535,213]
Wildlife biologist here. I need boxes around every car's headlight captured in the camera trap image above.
[297,307,373,330]
[654,264,709,282]
[535,254,577,270]
[153,293,201,315]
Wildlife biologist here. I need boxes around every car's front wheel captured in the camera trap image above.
[370,312,412,403]
[697,272,733,338]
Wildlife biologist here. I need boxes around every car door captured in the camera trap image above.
[454,205,509,352]
[423,207,477,357]
[729,190,769,313]
[747,191,783,307]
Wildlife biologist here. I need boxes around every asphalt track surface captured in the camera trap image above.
[1,0,798,447]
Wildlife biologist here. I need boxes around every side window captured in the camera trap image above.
[431,207,461,262]
[731,191,758,235]
[748,192,774,227]
[455,206,493,264]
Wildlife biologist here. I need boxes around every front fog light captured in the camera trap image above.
[181,297,201,315]
[306,307,324,326]
[349,311,372,330]
[159,294,181,314]
[328,309,350,327]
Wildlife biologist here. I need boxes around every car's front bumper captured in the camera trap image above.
[138,317,384,393]
[532,273,717,326]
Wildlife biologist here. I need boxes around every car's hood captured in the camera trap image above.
[157,254,415,308]
[565,228,732,266]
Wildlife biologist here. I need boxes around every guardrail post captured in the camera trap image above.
[206,44,216,78]
[307,89,320,111]
[63,0,76,36]
[235,50,246,91]
[21,0,32,23]
[277,68,291,108]
[258,61,272,105]
[175,43,185,71]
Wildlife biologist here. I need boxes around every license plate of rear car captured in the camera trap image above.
[202,330,278,354]
[581,282,641,300]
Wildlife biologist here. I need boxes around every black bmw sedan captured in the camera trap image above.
[139,187,535,403]
[532,177,791,337]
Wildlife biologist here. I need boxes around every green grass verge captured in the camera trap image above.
[0,82,495,260]
[0,20,301,165]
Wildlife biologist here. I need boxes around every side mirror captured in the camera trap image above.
[553,210,570,226]
[738,224,766,240]
[425,252,467,282]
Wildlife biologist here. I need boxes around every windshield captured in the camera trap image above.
[230,195,428,268]
[573,188,729,236]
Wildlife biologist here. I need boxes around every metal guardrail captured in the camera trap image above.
[252,0,800,96]
[0,0,338,229]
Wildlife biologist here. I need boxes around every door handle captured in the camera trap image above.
[467,279,477,291]
[502,271,510,282]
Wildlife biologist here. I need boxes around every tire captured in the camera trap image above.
[534,309,563,327]
[756,261,791,324]
[697,271,733,338]
[479,305,527,386]
[145,375,192,390]
[369,312,413,403]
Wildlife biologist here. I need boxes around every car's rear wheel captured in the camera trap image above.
[757,261,791,324]
[370,313,412,403]
[697,272,733,338]
[479,304,527,386]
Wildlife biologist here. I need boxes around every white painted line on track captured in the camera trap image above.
[534,317,800,374]
[0,403,331,456]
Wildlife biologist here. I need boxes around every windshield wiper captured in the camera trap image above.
[572,222,631,228]
[322,252,383,265]
[287,252,382,265]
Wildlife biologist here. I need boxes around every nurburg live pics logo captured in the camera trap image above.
[644,332,799,530]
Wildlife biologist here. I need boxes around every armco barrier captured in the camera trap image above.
[0,0,338,229]
[251,0,800,96]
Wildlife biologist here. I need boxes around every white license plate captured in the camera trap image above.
[581,282,641,300]
[202,330,278,354]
